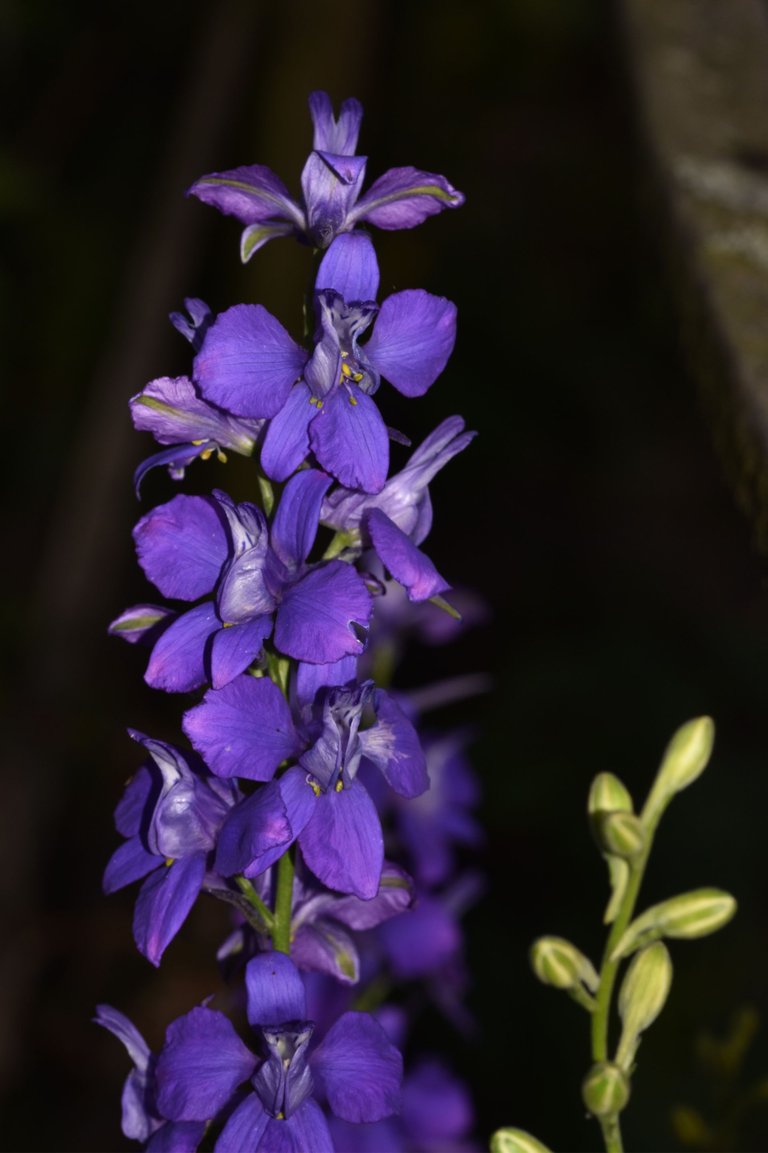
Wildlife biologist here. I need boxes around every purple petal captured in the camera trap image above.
[291,921,359,985]
[270,469,333,570]
[401,1059,474,1147]
[327,863,414,930]
[260,382,316,482]
[359,687,429,798]
[210,618,273,689]
[349,165,464,229]
[284,1100,334,1152]
[241,221,295,262]
[328,1116,402,1153]
[130,375,261,453]
[108,604,175,646]
[183,676,301,781]
[365,508,449,602]
[133,444,216,495]
[103,836,159,894]
[156,1005,257,1121]
[147,1121,207,1153]
[134,495,227,601]
[309,91,363,155]
[309,384,389,493]
[188,164,305,229]
[214,783,293,878]
[275,561,372,664]
[194,305,307,419]
[294,656,358,712]
[299,781,383,899]
[378,897,460,979]
[93,1004,151,1072]
[114,764,155,836]
[145,603,218,693]
[300,152,367,249]
[245,951,307,1026]
[213,1093,268,1153]
[311,1011,402,1123]
[169,297,212,348]
[364,290,457,397]
[133,852,206,966]
[315,233,380,303]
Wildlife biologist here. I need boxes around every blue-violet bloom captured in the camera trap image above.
[154,951,402,1152]
[188,90,464,259]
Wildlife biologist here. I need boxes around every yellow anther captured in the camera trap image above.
[276,1112,285,1121]
[341,361,352,378]
[201,449,213,460]
[191,438,206,446]
[165,857,174,868]
[349,395,358,407]
[217,450,228,463]
[308,779,322,797]
[335,779,344,792]
[352,371,363,382]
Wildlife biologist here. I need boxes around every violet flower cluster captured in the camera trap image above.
[99,91,482,1152]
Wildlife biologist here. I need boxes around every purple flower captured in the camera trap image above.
[193,232,457,493]
[154,951,402,1151]
[188,90,463,259]
[219,860,415,985]
[121,469,372,692]
[330,1058,477,1153]
[183,676,428,899]
[94,1005,205,1152]
[103,731,240,965]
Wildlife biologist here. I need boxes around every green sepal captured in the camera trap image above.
[530,936,599,995]
[581,1061,630,1118]
[603,856,630,924]
[428,594,462,620]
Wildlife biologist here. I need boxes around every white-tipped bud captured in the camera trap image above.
[530,936,599,993]
[588,772,633,818]
[645,718,714,824]
[616,942,673,1069]
[610,889,737,961]
[594,811,645,860]
[581,1062,630,1118]
[490,1128,553,1153]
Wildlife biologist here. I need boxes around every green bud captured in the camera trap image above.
[490,1127,553,1153]
[588,772,633,818]
[603,856,630,924]
[644,717,714,824]
[616,942,673,1069]
[594,811,645,860]
[530,936,599,993]
[610,889,737,961]
[581,1062,630,1118]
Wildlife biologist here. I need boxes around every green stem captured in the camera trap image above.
[271,848,295,954]
[235,875,274,931]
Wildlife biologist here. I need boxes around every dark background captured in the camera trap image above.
[4,1,768,1149]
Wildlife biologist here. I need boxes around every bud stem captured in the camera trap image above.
[272,846,295,955]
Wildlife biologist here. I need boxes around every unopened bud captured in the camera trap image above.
[594,811,645,860]
[616,942,673,1068]
[530,936,599,993]
[610,889,737,961]
[588,772,633,819]
[645,718,714,822]
[582,1062,630,1118]
[490,1128,552,1153]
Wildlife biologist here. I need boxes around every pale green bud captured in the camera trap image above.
[530,936,599,992]
[603,856,630,924]
[594,811,645,860]
[610,889,737,961]
[644,717,714,824]
[588,772,633,818]
[616,942,673,1069]
[490,1127,553,1153]
[581,1062,630,1118]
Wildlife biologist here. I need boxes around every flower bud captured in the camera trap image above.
[588,772,633,819]
[645,717,714,822]
[530,936,599,992]
[490,1128,553,1153]
[610,889,737,961]
[581,1062,630,1118]
[594,811,645,860]
[616,942,673,1069]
